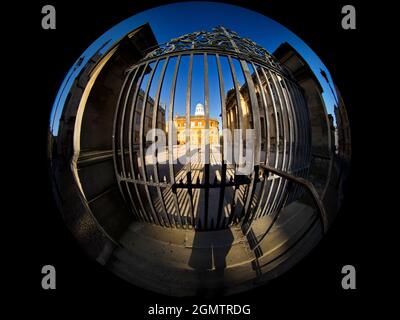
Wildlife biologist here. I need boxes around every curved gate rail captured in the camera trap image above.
[112,26,312,230]
[243,164,327,252]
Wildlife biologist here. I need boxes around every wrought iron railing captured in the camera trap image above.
[242,164,327,249]
[112,27,312,231]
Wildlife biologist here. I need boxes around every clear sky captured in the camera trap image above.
[50,1,338,135]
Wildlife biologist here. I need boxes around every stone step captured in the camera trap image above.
[108,200,322,296]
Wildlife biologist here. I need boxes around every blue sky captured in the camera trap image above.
[50,1,338,135]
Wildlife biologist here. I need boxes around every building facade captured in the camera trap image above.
[174,103,219,146]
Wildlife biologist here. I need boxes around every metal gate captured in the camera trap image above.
[112,26,311,230]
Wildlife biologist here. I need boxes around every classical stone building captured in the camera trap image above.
[273,42,351,223]
[174,103,219,146]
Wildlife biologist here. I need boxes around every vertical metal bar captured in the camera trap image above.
[238,60,261,226]
[215,54,227,229]
[253,64,271,166]
[295,84,311,164]
[151,57,174,227]
[118,68,144,221]
[285,79,305,203]
[272,73,291,172]
[168,55,184,227]
[227,56,245,225]
[296,81,311,195]
[274,75,295,207]
[285,79,301,201]
[270,71,291,212]
[259,67,281,217]
[203,53,210,230]
[119,71,136,181]
[293,80,308,173]
[286,81,308,175]
[278,77,295,173]
[280,76,301,203]
[185,54,194,228]
[247,63,270,221]
[289,80,304,177]
[291,82,308,173]
[112,68,142,220]
[295,86,312,162]
[128,63,152,223]
[295,84,312,165]
[139,59,164,226]
[267,70,289,215]
[112,68,133,177]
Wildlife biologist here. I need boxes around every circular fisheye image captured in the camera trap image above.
[48,2,351,296]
